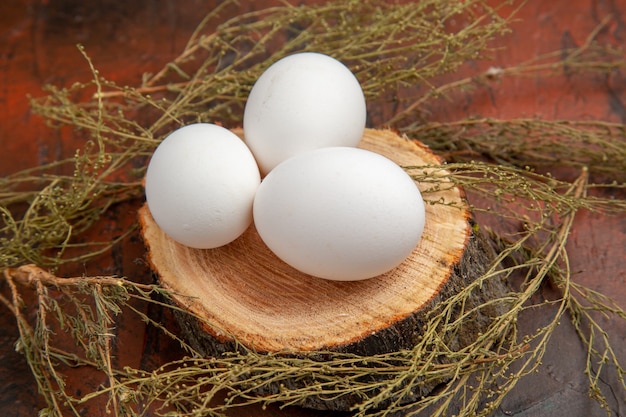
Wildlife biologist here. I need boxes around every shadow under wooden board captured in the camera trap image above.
[0,0,624,416]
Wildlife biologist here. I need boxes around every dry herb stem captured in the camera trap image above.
[1,0,625,416]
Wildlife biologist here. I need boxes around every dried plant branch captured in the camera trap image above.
[1,1,625,416]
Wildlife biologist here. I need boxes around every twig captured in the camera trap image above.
[5,264,156,291]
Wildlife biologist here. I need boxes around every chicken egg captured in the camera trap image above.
[243,52,366,174]
[145,123,261,249]
[253,147,425,281]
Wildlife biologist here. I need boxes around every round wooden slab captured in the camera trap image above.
[139,128,471,353]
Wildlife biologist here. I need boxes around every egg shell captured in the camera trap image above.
[145,123,261,249]
[243,52,366,174]
[253,147,426,281]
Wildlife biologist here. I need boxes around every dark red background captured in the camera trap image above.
[1,1,625,416]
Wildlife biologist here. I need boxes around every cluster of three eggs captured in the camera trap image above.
[145,53,426,281]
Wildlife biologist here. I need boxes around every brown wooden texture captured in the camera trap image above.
[139,129,472,352]
[139,128,509,410]
[1,1,625,416]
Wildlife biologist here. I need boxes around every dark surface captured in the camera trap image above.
[1,0,625,416]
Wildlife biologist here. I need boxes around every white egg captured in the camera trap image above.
[253,147,425,281]
[243,52,367,174]
[145,123,261,249]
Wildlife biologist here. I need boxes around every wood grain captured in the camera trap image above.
[139,129,471,351]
